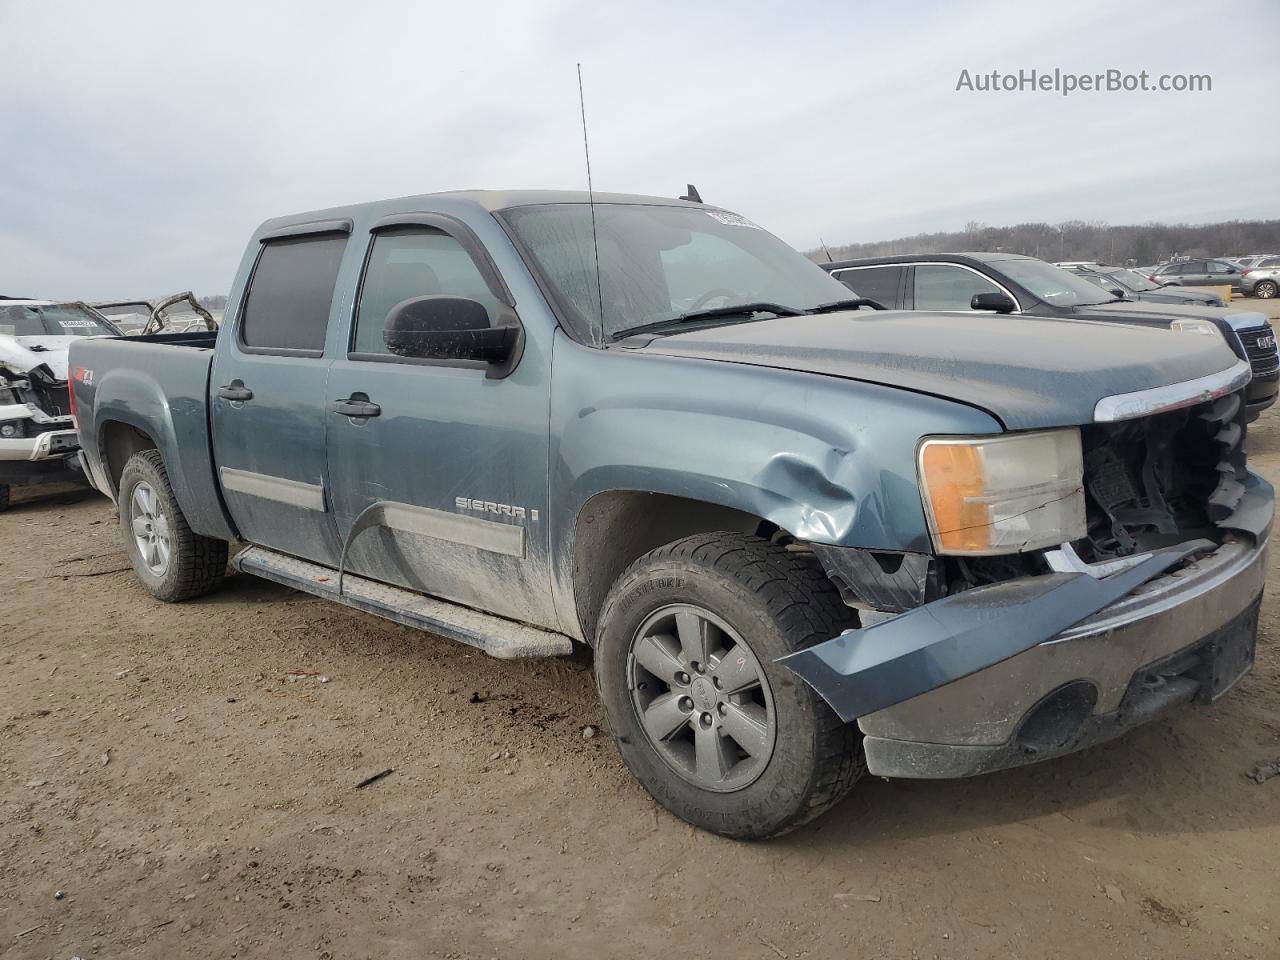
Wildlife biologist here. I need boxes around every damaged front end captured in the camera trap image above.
[782,373,1272,778]
[0,362,81,483]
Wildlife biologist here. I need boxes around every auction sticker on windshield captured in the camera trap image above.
[705,210,762,229]
[58,320,99,328]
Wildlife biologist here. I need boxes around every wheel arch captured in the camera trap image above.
[98,419,159,499]
[567,489,780,645]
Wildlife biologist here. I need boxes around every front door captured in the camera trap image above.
[210,230,347,565]
[324,218,556,628]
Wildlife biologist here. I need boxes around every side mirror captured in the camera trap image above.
[1109,287,1126,298]
[970,291,1016,313]
[383,296,516,364]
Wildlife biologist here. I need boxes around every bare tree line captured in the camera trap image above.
[808,219,1280,267]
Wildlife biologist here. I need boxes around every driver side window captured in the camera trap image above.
[352,226,502,357]
[913,265,1003,311]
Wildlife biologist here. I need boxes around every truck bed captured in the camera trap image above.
[69,332,237,541]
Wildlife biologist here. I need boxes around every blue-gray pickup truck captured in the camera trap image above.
[68,190,1273,839]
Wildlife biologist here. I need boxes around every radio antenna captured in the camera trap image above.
[819,236,835,263]
[577,63,605,345]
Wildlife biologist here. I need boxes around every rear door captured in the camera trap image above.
[1180,260,1210,286]
[324,214,557,628]
[210,224,349,564]
[830,265,905,308]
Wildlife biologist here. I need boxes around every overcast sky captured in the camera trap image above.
[2,0,1277,299]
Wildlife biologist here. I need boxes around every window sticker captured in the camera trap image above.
[704,210,762,229]
[57,319,98,328]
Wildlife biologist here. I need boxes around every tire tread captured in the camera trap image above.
[597,532,865,838]
[121,450,227,602]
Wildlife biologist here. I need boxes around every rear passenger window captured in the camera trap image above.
[240,234,347,352]
[833,265,902,306]
[352,226,502,357]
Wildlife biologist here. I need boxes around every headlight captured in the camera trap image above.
[918,429,1086,555]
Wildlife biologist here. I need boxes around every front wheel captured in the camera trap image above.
[595,533,864,839]
[118,449,227,601]
[1255,280,1278,300]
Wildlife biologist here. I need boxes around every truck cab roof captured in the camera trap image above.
[257,189,708,237]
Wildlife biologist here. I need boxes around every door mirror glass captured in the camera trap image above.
[970,291,1017,313]
[383,296,515,363]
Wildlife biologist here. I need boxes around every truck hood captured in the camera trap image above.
[0,336,79,380]
[638,311,1241,430]
[1074,299,1270,333]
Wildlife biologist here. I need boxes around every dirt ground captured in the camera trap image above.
[4,300,1280,960]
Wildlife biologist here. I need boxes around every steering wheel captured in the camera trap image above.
[689,288,739,311]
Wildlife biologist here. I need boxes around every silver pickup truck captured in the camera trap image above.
[69,190,1272,838]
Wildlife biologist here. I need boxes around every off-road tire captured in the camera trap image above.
[118,449,227,602]
[595,532,864,839]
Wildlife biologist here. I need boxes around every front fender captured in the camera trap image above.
[547,336,1002,622]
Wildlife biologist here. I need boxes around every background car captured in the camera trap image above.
[1152,258,1246,290]
[1233,254,1278,270]
[1065,264,1227,306]
[823,252,1280,420]
[0,299,122,508]
[1242,265,1280,299]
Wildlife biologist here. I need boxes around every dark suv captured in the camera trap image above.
[823,253,1279,420]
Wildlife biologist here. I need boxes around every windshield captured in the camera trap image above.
[1106,269,1159,292]
[499,203,853,342]
[995,259,1115,307]
[0,302,120,337]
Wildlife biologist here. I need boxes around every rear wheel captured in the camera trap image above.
[118,449,227,601]
[1255,280,1278,299]
[0,484,9,512]
[595,533,864,839]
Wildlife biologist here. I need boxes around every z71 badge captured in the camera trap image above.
[456,497,538,522]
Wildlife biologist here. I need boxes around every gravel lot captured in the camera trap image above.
[3,297,1279,960]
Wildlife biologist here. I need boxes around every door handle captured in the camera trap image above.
[332,397,381,418]
[217,382,253,402]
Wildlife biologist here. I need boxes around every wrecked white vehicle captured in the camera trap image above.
[0,299,122,509]
[93,292,218,337]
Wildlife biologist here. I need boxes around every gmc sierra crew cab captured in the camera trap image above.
[69,190,1273,839]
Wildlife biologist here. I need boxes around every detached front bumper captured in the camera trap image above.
[782,475,1273,780]
[0,428,79,462]
[0,408,81,486]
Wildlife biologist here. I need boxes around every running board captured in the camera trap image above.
[232,545,574,659]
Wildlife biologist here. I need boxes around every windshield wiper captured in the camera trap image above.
[808,297,887,313]
[611,302,805,341]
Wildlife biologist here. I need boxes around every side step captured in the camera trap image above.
[232,545,574,659]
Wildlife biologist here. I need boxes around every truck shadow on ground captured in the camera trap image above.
[192,562,1280,843]
[781,700,1280,848]
[7,483,99,512]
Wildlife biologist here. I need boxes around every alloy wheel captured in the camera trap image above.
[130,481,172,576]
[627,604,777,792]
